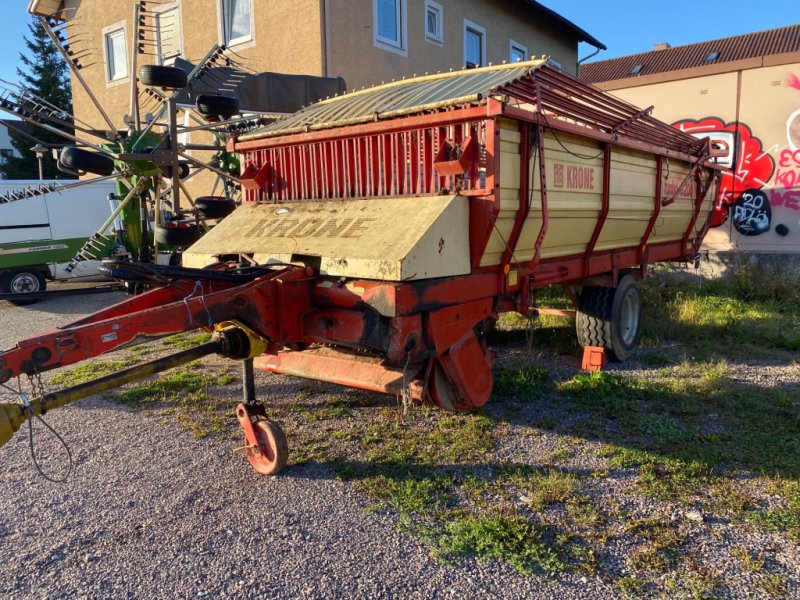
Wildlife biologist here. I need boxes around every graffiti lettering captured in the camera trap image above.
[770,189,800,211]
[778,148,800,168]
[731,189,771,236]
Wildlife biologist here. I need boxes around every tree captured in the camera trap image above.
[0,17,73,180]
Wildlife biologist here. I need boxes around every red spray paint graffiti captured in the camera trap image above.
[672,118,776,230]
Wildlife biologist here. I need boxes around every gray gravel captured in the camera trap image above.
[0,284,617,599]
[1,282,797,599]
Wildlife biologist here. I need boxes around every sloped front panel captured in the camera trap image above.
[182,196,470,281]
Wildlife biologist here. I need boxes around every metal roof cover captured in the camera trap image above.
[239,60,547,141]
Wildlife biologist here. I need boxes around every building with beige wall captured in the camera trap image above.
[28,0,603,136]
[581,26,800,255]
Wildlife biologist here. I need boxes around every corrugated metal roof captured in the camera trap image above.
[240,60,546,140]
[580,25,800,84]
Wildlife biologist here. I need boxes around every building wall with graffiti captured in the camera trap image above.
[599,62,800,253]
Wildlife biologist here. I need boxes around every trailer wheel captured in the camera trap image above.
[1,270,46,306]
[139,64,187,89]
[196,94,240,119]
[155,222,202,247]
[245,419,288,475]
[195,196,236,219]
[576,274,642,361]
[59,146,115,176]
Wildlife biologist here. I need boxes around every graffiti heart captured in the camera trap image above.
[673,117,779,235]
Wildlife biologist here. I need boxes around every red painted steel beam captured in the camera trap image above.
[232,105,501,152]
[501,105,725,169]
[583,145,612,276]
[256,349,420,398]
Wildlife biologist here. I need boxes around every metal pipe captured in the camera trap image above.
[0,340,223,449]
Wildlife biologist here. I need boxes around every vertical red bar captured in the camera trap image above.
[395,132,405,195]
[336,139,345,198]
[371,136,380,196]
[347,138,357,198]
[324,142,334,199]
[423,128,433,193]
[410,130,420,195]
[383,134,393,195]
[359,137,368,197]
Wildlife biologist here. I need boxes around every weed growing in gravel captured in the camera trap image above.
[161,331,214,350]
[110,364,238,439]
[493,364,549,401]
[432,514,562,574]
[47,358,139,387]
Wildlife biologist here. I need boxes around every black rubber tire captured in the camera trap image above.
[575,274,642,362]
[139,64,188,89]
[1,269,46,306]
[195,196,236,219]
[155,222,202,247]
[59,146,115,176]
[196,94,240,119]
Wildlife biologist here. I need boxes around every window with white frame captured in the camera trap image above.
[155,4,182,65]
[220,0,252,46]
[463,20,485,68]
[104,26,128,82]
[425,0,443,45]
[374,0,407,55]
[509,40,527,63]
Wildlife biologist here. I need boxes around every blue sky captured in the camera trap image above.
[0,1,797,86]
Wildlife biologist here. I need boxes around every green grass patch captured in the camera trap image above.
[161,331,213,351]
[640,275,800,356]
[493,364,549,401]
[110,365,236,439]
[433,514,562,574]
[48,358,139,387]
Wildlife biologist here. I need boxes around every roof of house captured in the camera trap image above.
[514,1,605,49]
[580,24,800,84]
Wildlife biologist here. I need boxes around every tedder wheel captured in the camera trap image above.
[575,274,642,362]
[139,64,188,89]
[196,94,240,119]
[1,269,46,306]
[155,222,202,247]
[59,146,115,176]
[195,196,237,220]
[244,419,288,475]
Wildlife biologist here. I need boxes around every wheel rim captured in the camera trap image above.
[245,419,288,475]
[10,273,40,294]
[619,287,640,346]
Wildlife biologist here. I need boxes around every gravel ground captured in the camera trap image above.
[0,284,618,599]
[0,282,797,599]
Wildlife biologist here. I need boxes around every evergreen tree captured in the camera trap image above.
[0,17,73,180]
